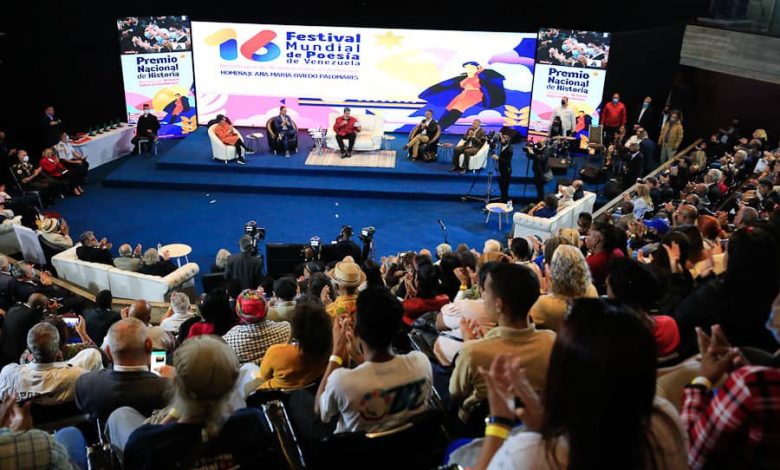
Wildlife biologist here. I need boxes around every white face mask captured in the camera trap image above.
[22,156,29,163]
[143,110,150,116]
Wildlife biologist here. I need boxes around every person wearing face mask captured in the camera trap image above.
[132,104,160,154]
[552,97,576,136]
[54,132,89,175]
[600,92,626,147]
[658,110,684,164]
[10,150,67,204]
[634,96,657,138]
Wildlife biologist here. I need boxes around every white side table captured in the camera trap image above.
[485,203,514,231]
[382,134,396,150]
[159,243,192,267]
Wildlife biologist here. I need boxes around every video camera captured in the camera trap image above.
[359,226,376,243]
[244,220,266,256]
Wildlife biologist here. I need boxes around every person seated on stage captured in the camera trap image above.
[404,110,440,160]
[76,231,114,265]
[132,104,160,153]
[113,243,143,272]
[528,194,559,219]
[39,147,85,196]
[333,107,360,159]
[451,119,486,174]
[54,132,89,174]
[139,248,177,277]
[11,149,68,204]
[272,106,298,157]
[214,114,254,165]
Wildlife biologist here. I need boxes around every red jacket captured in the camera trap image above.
[40,156,67,177]
[601,101,626,128]
[334,116,359,136]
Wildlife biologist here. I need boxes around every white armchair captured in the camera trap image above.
[455,140,490,171]
[208,124,243,162]
[512,191,596,239]
[0,218,23,255]
[325,113,384,151]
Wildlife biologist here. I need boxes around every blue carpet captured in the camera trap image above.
[45,127,606,293]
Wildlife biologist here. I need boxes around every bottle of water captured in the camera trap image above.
[157,243,162,252]
[507,200,513,211]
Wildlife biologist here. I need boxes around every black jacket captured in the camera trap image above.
[0,304,45,365]
[76,246,114,265]
[224,252,264,291]
[622,151,644,187]
[0,272,17,309]
[497,143,513,173]
[75,369,171,422]
[84,308,122,346]
[140,260,177,277]
[136,114,161,137]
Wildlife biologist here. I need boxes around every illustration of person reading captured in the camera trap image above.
[418,61,506,131]
[163,93,190,124]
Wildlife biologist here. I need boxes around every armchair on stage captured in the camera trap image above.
[265,117,299,154]
[325,112,384,152]
[456,139,490,171]
[207,124,244,163]
[407,122,441,160]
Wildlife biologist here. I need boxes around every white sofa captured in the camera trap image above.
[52,245,199,302]
[208,124,244,162]
[512,191,596,240]
[0,219,23,255]
[456,140,490,171]
[325,113,384,151]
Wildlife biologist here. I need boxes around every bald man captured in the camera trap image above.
[673,204,698,226]
[76,318,170,422]
[102,299,174,352]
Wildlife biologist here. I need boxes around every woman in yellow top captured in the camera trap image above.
[256,296,332,390]
[530,244,598,331]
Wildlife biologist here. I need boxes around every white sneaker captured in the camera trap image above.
[245,149,256,155]
[285,151,291,158]
[237,158,246,165]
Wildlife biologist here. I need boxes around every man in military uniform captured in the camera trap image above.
[11,150,67,204]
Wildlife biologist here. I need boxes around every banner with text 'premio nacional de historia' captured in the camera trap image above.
[191,21,537,136]
[528,29,611,144]
[118,16,197,138]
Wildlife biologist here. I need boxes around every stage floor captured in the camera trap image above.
[104,126,606,204]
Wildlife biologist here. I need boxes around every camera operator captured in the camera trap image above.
[525,141,553,201]
[224,235,264,291]
[332,225,363,265]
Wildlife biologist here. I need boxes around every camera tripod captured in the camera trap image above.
[461,138,501,204]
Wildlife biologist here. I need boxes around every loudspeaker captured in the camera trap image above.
[266,243,306,279]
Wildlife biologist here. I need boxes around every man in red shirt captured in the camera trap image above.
[333,107,360,158]
[600,92,626,147]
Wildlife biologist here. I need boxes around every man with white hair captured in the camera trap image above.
[113,243,142,272]
[704,168,723,206]
[76,318,170,422]
[106,336,272,468]
[482,239,502,254]
[0,323,102,405]
[160,292,194,335]
[76,231,114,265]
[436,243,452,262]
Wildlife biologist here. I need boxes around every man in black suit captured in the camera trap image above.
[492,133,513,203]
[622,142,644,190]
[638,129,658,175]
[76,231,114,265]
[0,293,48,366]
[0,257,17,309]
[224,236,264,291]
[76,318,170,422]
[634,97,657,139]
[132,104,161,153]
[42,105,64,147]
[10,262,59,302]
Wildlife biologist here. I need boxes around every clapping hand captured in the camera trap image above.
[479,354,544,431]
[663,241,682,274]
[696,325,748,383]
[332,315,353,360]
[0,395,33,432]
[460,317,485,341]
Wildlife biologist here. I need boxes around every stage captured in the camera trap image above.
[103,126,607,203]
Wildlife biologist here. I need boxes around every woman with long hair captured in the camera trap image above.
[470,298,687,469]
[585,219,625,293]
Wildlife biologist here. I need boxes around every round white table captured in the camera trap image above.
[159,243,192,267]
[308,129,326,154]
[485,203,514,231]
[245,132,264,153]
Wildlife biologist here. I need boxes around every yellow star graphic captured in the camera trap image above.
[376,31,403,48]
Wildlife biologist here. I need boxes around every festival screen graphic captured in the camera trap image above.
[191,22,537,135]
[528,29,611,143]
[118,16,198,138]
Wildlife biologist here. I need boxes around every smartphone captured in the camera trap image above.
[62,316,79,328]
[150,350,167,376]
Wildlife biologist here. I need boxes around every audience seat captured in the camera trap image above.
[311,408,450,470]
[51,245,199,301]
[512,191,596,239]
[325,113,384,152]
[0,217,23,254]
[456,140,490,171]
